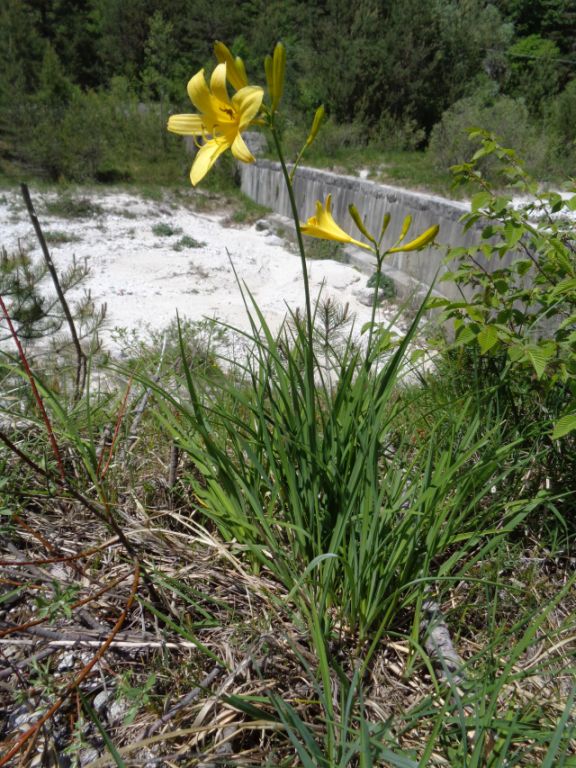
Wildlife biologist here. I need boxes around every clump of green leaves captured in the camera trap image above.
[173,234,204,250]
[433,131,576,440]
[305,237,346,261]
[116,673,157,725]
[44,195,104,219]
[152,222,181,237]
[367,270,396,301]
[427,132,575,525]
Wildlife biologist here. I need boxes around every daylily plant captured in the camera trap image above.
[167,62,263,186]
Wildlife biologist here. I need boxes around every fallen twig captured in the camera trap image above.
[0,563,140,766]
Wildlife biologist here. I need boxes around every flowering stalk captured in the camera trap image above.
[269,122,317,445]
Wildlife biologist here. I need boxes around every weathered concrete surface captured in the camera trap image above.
[240,160,482,299]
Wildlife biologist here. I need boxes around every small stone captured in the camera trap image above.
[80,747,100,766]
[93,689,111,713]
[108,699,129,724]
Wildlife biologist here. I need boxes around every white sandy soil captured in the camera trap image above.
[1,188,402,357]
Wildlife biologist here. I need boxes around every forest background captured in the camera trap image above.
[1,0,576,188]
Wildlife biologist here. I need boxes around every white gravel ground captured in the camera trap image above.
[0,187,403,358]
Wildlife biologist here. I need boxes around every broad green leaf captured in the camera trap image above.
[455,325,477,345]
[464,305,485,322]
[515,259,533,276]
[504,220,523,246]
[470,191,491,211]
[477,325,499,353]
[551,278,576,297]
[551,413,576,440]
[526,342,556,379]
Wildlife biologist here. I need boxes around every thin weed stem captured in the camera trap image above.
[0,294,66,480]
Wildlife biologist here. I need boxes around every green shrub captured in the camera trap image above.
[3,76,183,183]
[430,132,576,510]
[505,34,562,115]
[367,270,396,301]
[546,78,576,176]
[428,92,545,178]
[152,222,181,237]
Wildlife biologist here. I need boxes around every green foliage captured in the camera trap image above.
[173,234,205,250]
[150,291,527,644]
[428,92,543,178]
[431,131,576,458]
[4,77,184,182]
[0,244,99,344]
[547,78,576,176]
[116,673,157,725]
[151,222,181,237]
[504,34,562,115]
[367,270,396,301]
[44,195,104,219]
[304,237,345,262]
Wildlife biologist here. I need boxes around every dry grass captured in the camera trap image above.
[1,460,575,767]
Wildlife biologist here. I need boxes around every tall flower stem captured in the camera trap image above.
[366,249,384,368]
[270,124,317,444]
[270,127,313,343]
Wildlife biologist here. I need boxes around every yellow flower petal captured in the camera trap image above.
[167,114,204,135]
[190,139,229,186]
[172,63,263,185]
[232,86,265,129]
[210,63,230,107]
[213,41,248,91]
[231,132,255,164]
[187,70,214,117]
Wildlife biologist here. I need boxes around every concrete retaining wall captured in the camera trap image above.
[239,160,487,299]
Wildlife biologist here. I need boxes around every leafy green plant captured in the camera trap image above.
[152,222,181,237]
[116,673,157,725]
[305,237,346,261]
[367,270,396,301]
[173,234,205,250]
[148,47,523,652]
[44,195,104,219]
[431,131,576,444]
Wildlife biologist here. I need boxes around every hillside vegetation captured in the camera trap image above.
[1,0,576,186]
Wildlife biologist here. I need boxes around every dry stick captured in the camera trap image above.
[0,295,66,481]
[168,443,180,489]
[0,564,140,767]
[0,429,166,616]
[0,536,120,568]
[0,571,130,640]
[20,183,87,402]
[146,665,224,736]
[0,636,203,650]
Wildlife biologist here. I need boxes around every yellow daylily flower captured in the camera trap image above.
[167,63,264,186]
[213,41,248,91]
[388,224,439,253]
[300,194,372,250]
